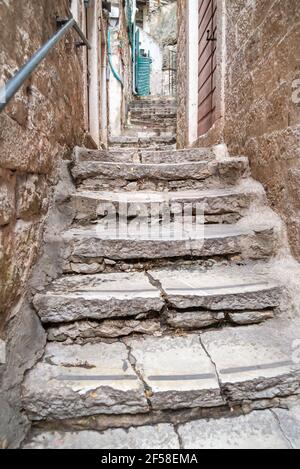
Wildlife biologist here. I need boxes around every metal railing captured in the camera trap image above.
[0,17,91,113]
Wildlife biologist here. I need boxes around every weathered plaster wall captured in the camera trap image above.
[0,0,87,447]
[108,0,132,136]
[224,0,300,260]
[176,0,188,147]
[142,0,177,96]
[144,0,177,47]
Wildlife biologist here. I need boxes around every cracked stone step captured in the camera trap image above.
[22,318,300,422]
[33,272,164,324]
[71,181,264,224]
[62,221,277,266]
[127,335,223,410]
[177,410,295,449]
[23,424,180,449]
[149,263,281,313]
[127,317,300,411]
[23,404,300,449]
[71,155,249,189]
[22,342,148,421]
[200,317,300,403]
[273,403,300,448]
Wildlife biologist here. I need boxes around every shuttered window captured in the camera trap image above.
[198,0,217,136]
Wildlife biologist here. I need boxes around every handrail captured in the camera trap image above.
[0,17,91,113]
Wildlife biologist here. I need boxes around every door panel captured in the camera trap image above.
[198,0,217,136]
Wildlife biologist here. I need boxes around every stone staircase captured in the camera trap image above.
[109,96,177,148]
[22,97,300,449]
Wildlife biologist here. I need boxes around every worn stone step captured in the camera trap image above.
[33,272,164,324]
[108,135,176,148]
[23,405,300,448]
[71,181,264,225]
[33,264,281,326]
[129,97,176,108]
[140,147,215,164]
[128,119,176,129]
[71,155,250,192]
[23,424,180,449]
[22,317,300,421]
[129,111,176,121]
[62,220,277,268]
[149,263,281,329]
[122,126,176,138]
[74,146,215,164]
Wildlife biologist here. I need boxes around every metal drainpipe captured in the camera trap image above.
[107,28,123,87]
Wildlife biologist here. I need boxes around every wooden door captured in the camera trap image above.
[198,0,217,136]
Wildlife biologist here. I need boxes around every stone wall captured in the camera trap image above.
[224,0,300,260]
[0,0,88,447]
[176,0,188,148]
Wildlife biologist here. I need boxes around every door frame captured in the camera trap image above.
[187,0,226,146]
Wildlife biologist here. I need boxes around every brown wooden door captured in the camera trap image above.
[198,0,217,136]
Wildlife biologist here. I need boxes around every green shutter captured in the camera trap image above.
[136,55,151,96]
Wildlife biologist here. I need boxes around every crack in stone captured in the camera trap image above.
[269,409,294,449]
[145,270,172,308]
[173,424,184,449]
[198,334,230,409]
[121,340,153,411]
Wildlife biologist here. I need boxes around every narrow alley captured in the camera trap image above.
[0,0,300,451]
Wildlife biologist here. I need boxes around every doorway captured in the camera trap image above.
[197,0,217,137]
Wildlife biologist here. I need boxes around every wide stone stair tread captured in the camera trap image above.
[62,220,276,261]
[23,405,300,448]
[74,146,216,164]
[22,316,300,422]
[33,264,281,324]
[33,271,164,323]
[71,182,264,223]
[71,153,249,184]
[149,264,281,310]
[108,135,176,148]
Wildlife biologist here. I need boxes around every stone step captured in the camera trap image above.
[129,110,176,120]
[62,220,277,269]
[140,147,215,164]
[22,316,300,422]
[23,404,300,448]
[122,126,176,138]
[33,272,164,324]
[129,97,176,107]
[71,155,250,192]
[33,264,281,326]
[108,135,176,149]
[71,181,264,225]
[128,118,176,128]
[74,146,215,164]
